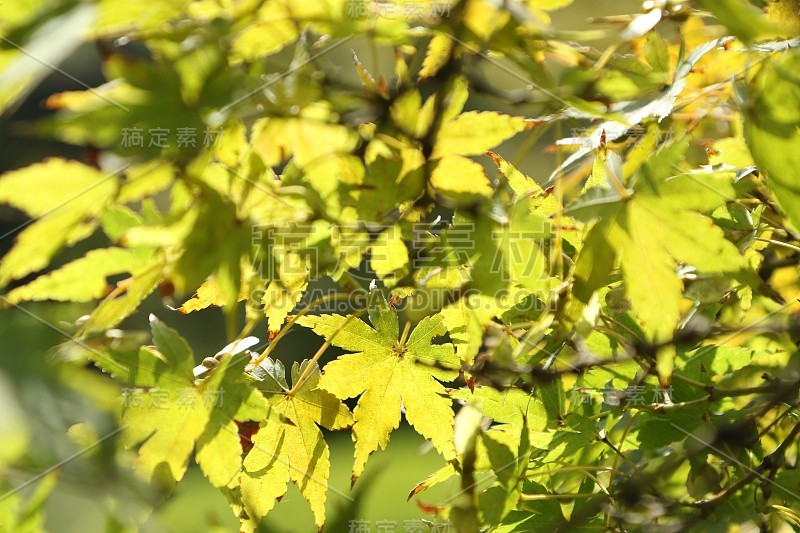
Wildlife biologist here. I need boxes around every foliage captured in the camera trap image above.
[3,0,800,531]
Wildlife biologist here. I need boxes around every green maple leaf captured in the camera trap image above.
[744,50,800,234]
[429,109,530,202]
[75,262,166,338]
[388,76,529,202]
[262,252,309,333]
[177,275,247,314]
[371,225,410,288]
[568,139,747,343]
[240,358,353,530]
[119,316,269,489]
[5,247,158,304]
[419,33,453,79]
[195,352,273,490]
[298,290,461,481]
[119,320,206,487]
[0,159,119,288]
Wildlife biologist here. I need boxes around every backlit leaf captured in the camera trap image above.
[298,291,460,481]
[6,248,157,304]
[433,112,528,158]
[744,50,800,232]
[246,358,353,528]
[419,33,453,79]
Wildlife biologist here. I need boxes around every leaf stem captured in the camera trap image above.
[519,492,598,501]
[754,237,800,254]
[287,311,363,396]
[398,320,412,347]
[251,293,354,369]
[527,465,614,476]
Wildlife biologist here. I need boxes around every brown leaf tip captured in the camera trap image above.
[523,118,549,130]
[408,483,425,501]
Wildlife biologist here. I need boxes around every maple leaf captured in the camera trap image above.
[5,247,158,304]
[567,139,748,343]
[0,159,119,288]
[240,357,353,530]
[744,50,800,235]
[117,316,270,489]
[177,275,248,314]
[387,76,530,203]
[298,290,461,482]
[262,252,309,333]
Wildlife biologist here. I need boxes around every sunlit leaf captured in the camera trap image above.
[298,291,460,481]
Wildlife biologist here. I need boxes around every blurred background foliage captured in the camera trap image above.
[3,0,800,531]
[0,2,653,530]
